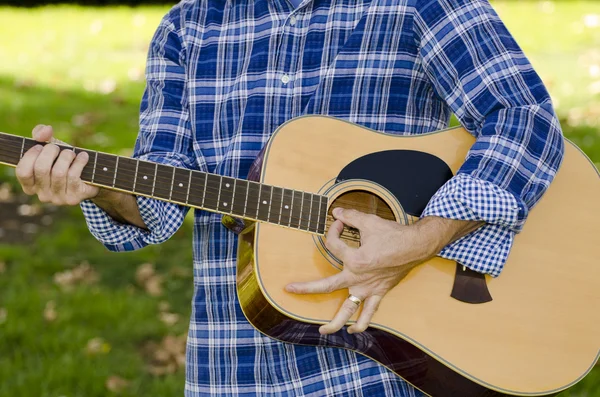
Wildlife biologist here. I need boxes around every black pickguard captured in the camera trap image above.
[336,150,454,217]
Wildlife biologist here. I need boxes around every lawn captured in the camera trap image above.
[0,2,598,396]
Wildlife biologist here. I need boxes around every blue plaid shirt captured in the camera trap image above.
[81,0,564,395]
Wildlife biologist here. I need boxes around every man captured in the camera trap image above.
[15,0,564,395]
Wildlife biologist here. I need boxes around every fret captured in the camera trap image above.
[113,157,137,192]
[76,149,96,182]
[186,170,192,204]
[269,187,283,224]
[134,160,157,196]
[277,188,285,225]
[317,195,328,234]
[281,189,294,227]
[217,176,236,213]
[94,153,118,187]
[309,194,321,233]
[201,172,208,207]
[188,172,207,208]
[266,186,274,222]
[290,190,303,229]
[247,182,262,219]
[151,163,158,197]
[20,138,25,159]
[91,152,98,183]
[257,184,272,222]
[299,192,313,230]
[203,174,221,211]
[154,164,175,201]
[230,179,237,212]
[169,167,176,201]
[112,156,120,187]
[231,180,248,218]
[171,168,192,205]
[132,159,139,193]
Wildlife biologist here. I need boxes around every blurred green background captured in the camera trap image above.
[0,1,598,396]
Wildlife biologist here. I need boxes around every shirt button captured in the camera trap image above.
[290,16,297,26]
[281,74,291,84]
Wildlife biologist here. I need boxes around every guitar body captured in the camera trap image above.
[235,116,600,396]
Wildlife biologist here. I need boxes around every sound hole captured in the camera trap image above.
[327,190,396,249]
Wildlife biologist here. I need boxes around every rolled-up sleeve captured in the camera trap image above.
[413,0,564,276]
[80,7,200,252]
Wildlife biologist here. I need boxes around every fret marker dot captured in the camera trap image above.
[103,167,108,172]
[223,202,228,207]
[225,183,230,188]
[262,200,267,205]
[143,176,148,180]
[179,183,184,187]
[284,205,289,210]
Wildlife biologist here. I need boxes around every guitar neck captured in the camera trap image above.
[0,132,327,235]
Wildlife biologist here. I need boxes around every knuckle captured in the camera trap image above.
[33,163,50,177]
[50,197,64,206]
[37,193,50,203]
[52,168,67,179]
[15,167,32,181]
[65,197,81,206]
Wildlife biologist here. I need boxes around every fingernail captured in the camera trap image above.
[284,284,295,293]
[33,145,43,151]
[332,208,342,217]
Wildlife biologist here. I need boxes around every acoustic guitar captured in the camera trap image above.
[1,116,598,396]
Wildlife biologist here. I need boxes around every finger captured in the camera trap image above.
[33,144,60,201]
[319,296,364,335]
[332,208,370,230]
[347,295,382,334]
[67,152,98,203]
[51,149,76,199]
[32,124,54,142]
[325,219,354,261]
[285,272,348,295]
[15,145,44,195]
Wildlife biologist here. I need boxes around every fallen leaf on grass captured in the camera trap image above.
[85,337,112,355]
[142,334,187,376]
[0,183,13,202]
[135,263,163,296]
[43,300,57,322]
[54,261,100,291]
[105,375,130,393]
[159,312,180,327]
[158,301,170,312]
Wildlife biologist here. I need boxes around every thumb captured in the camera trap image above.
[332,208,368,229]
[32,124,54,142]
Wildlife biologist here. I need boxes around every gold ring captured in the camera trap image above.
[348,294,362,306]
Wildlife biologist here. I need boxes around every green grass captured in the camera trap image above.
[0,2,598,396]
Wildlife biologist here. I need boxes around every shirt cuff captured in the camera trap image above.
[421,174,524,277]
[80,196,178,252]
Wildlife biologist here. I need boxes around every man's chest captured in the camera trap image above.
[180,0,444,174]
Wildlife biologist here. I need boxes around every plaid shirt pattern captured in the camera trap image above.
[80,0,563,395]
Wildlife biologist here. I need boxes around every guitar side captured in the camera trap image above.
[236,116,600,396]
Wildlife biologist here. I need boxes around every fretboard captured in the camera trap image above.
[0,132,328,234]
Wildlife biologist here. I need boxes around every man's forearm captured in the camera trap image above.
[91,189,148,230]
[418,216,484,256]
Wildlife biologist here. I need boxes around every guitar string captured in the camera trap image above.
[0,144,329,230]
[0,144,401,233]
[0,142,406,232]
[0,145,400,242]
[1,142,396,217]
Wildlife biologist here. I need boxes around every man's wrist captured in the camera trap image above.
[415,216,484,256]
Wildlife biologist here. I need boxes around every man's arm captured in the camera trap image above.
[414,0,564,276]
